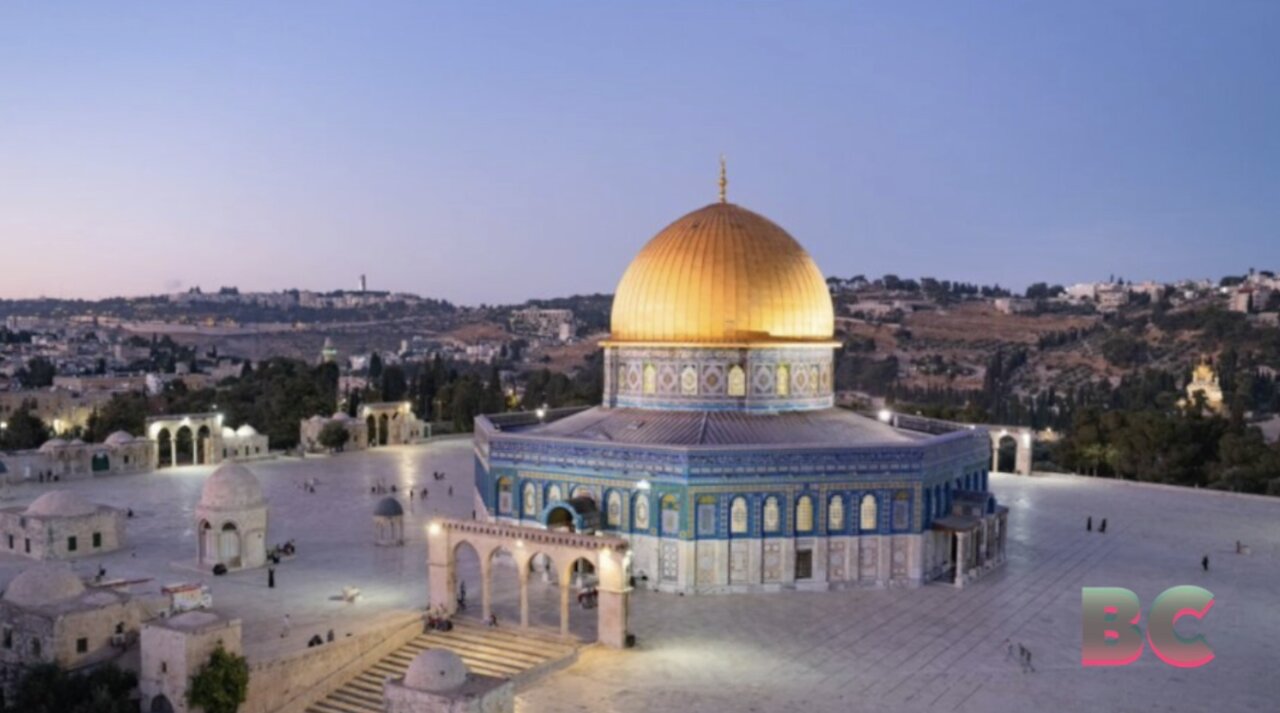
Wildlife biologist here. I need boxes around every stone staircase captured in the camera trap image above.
[305,621,578,713]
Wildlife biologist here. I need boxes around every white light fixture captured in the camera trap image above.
[428,522,442,536]
[877,409,892,423]
[636,479,651,491]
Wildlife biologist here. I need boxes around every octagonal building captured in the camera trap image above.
[475,180,1007,593]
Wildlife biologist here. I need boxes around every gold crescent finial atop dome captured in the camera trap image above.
[718,154,727,203]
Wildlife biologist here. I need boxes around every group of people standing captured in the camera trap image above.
[1085,516,1107,533]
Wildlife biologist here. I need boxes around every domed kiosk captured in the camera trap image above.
[383,648,513,713]
[474,168,1008,593]
[195,462,268,571]
[373,497,405,546]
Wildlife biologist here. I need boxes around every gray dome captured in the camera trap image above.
[104,431,135,446]
[373,497,404,517]
[404,649,467,692]
[3,564,85,607]
[199,462,266,510]
[25,490,97,518]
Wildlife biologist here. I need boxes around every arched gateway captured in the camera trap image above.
[427,518,631,649]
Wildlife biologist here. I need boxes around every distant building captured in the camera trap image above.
[993,297,1035,315]
[1229,287,1253,313]
[1096,286,1130,313]
[509,307,575,342]
[1181,359,1225,413]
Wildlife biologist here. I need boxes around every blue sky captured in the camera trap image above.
[1,2,1277,303]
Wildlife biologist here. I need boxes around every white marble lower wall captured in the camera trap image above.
[624,533,931,594]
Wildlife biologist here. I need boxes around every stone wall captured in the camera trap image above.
[242,612,422,713]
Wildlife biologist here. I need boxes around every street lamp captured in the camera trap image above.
[535,405,547,422]
[877,409,892,424]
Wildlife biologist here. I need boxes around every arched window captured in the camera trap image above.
[633,493,650,530]
[828,495,845,533]
[496,478,513,515]
[522,482,538,516]
[893,491,910,530]
[661,494,680,535]
[860,494,878,532]
[763,496,781,533]
[728,365,746,396]
[643,364,657,394]
[730,496,748,534]
[696,495,716,536]
[546,483,563,505]
[776,364,790,396]
[681,366,698,395]
[606,491,622,527]
[795,495,814,533]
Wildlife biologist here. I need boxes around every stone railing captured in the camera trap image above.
[435,518,629,552]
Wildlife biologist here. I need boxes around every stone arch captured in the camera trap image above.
[378,413,390,446]
[428,519,630,647]
[150,695,175,713]
[195,425,211,465]
[156,428,173,468]
[174,426,194,466]
[988,427,1034,475]
[365,415,377,447]
[219,521,242,568]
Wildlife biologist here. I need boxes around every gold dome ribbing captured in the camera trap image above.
[609,202,834,344]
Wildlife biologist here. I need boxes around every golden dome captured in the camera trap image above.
[610,202,835,344]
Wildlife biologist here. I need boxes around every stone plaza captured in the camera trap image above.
[0,439,1274,711]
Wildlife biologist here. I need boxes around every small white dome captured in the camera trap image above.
[24,490,97,518]
[235,424,258,437]
[221,426,237,439]
[3,564,86,607]
[70,438,86,446]
[199,462,265,510]
[331,412,352,421]
[38,438,68,453]
[373,497,404,517]
[404,649,468,692]
[104,431,134,446]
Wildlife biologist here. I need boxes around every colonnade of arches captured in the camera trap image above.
[153,424,214,468]
[427,519,631,648]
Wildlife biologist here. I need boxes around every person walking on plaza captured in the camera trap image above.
[1087,516,1092,532]
[1202,555,1209,572]
[280,613,291,639]
[1099,518,1107,534]
[268,567,276,589]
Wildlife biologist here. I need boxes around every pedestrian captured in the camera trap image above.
[268,567,276,589]
[1202,555,1209,572]
[1026,648,1034,672]
[1099,518,1107,534]
[1004,638,1014,661]
[1086,516,1092,532]
[448,485,453,497]
[327,628,335,643]
[281,614,291,639]
[1236,540,1242,554]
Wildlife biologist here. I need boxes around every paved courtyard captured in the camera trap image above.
[1,441,1277,711]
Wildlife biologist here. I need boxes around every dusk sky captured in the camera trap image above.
[2,2,1278,304]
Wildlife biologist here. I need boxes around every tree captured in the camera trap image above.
[368,352,384,381]
[9,662,137,713]
[318,421,351,452]
[16,356,56,387]
[84,392,149,442]
[0,400,50,451]
[381,364,407,402]
[188,644,249,713]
